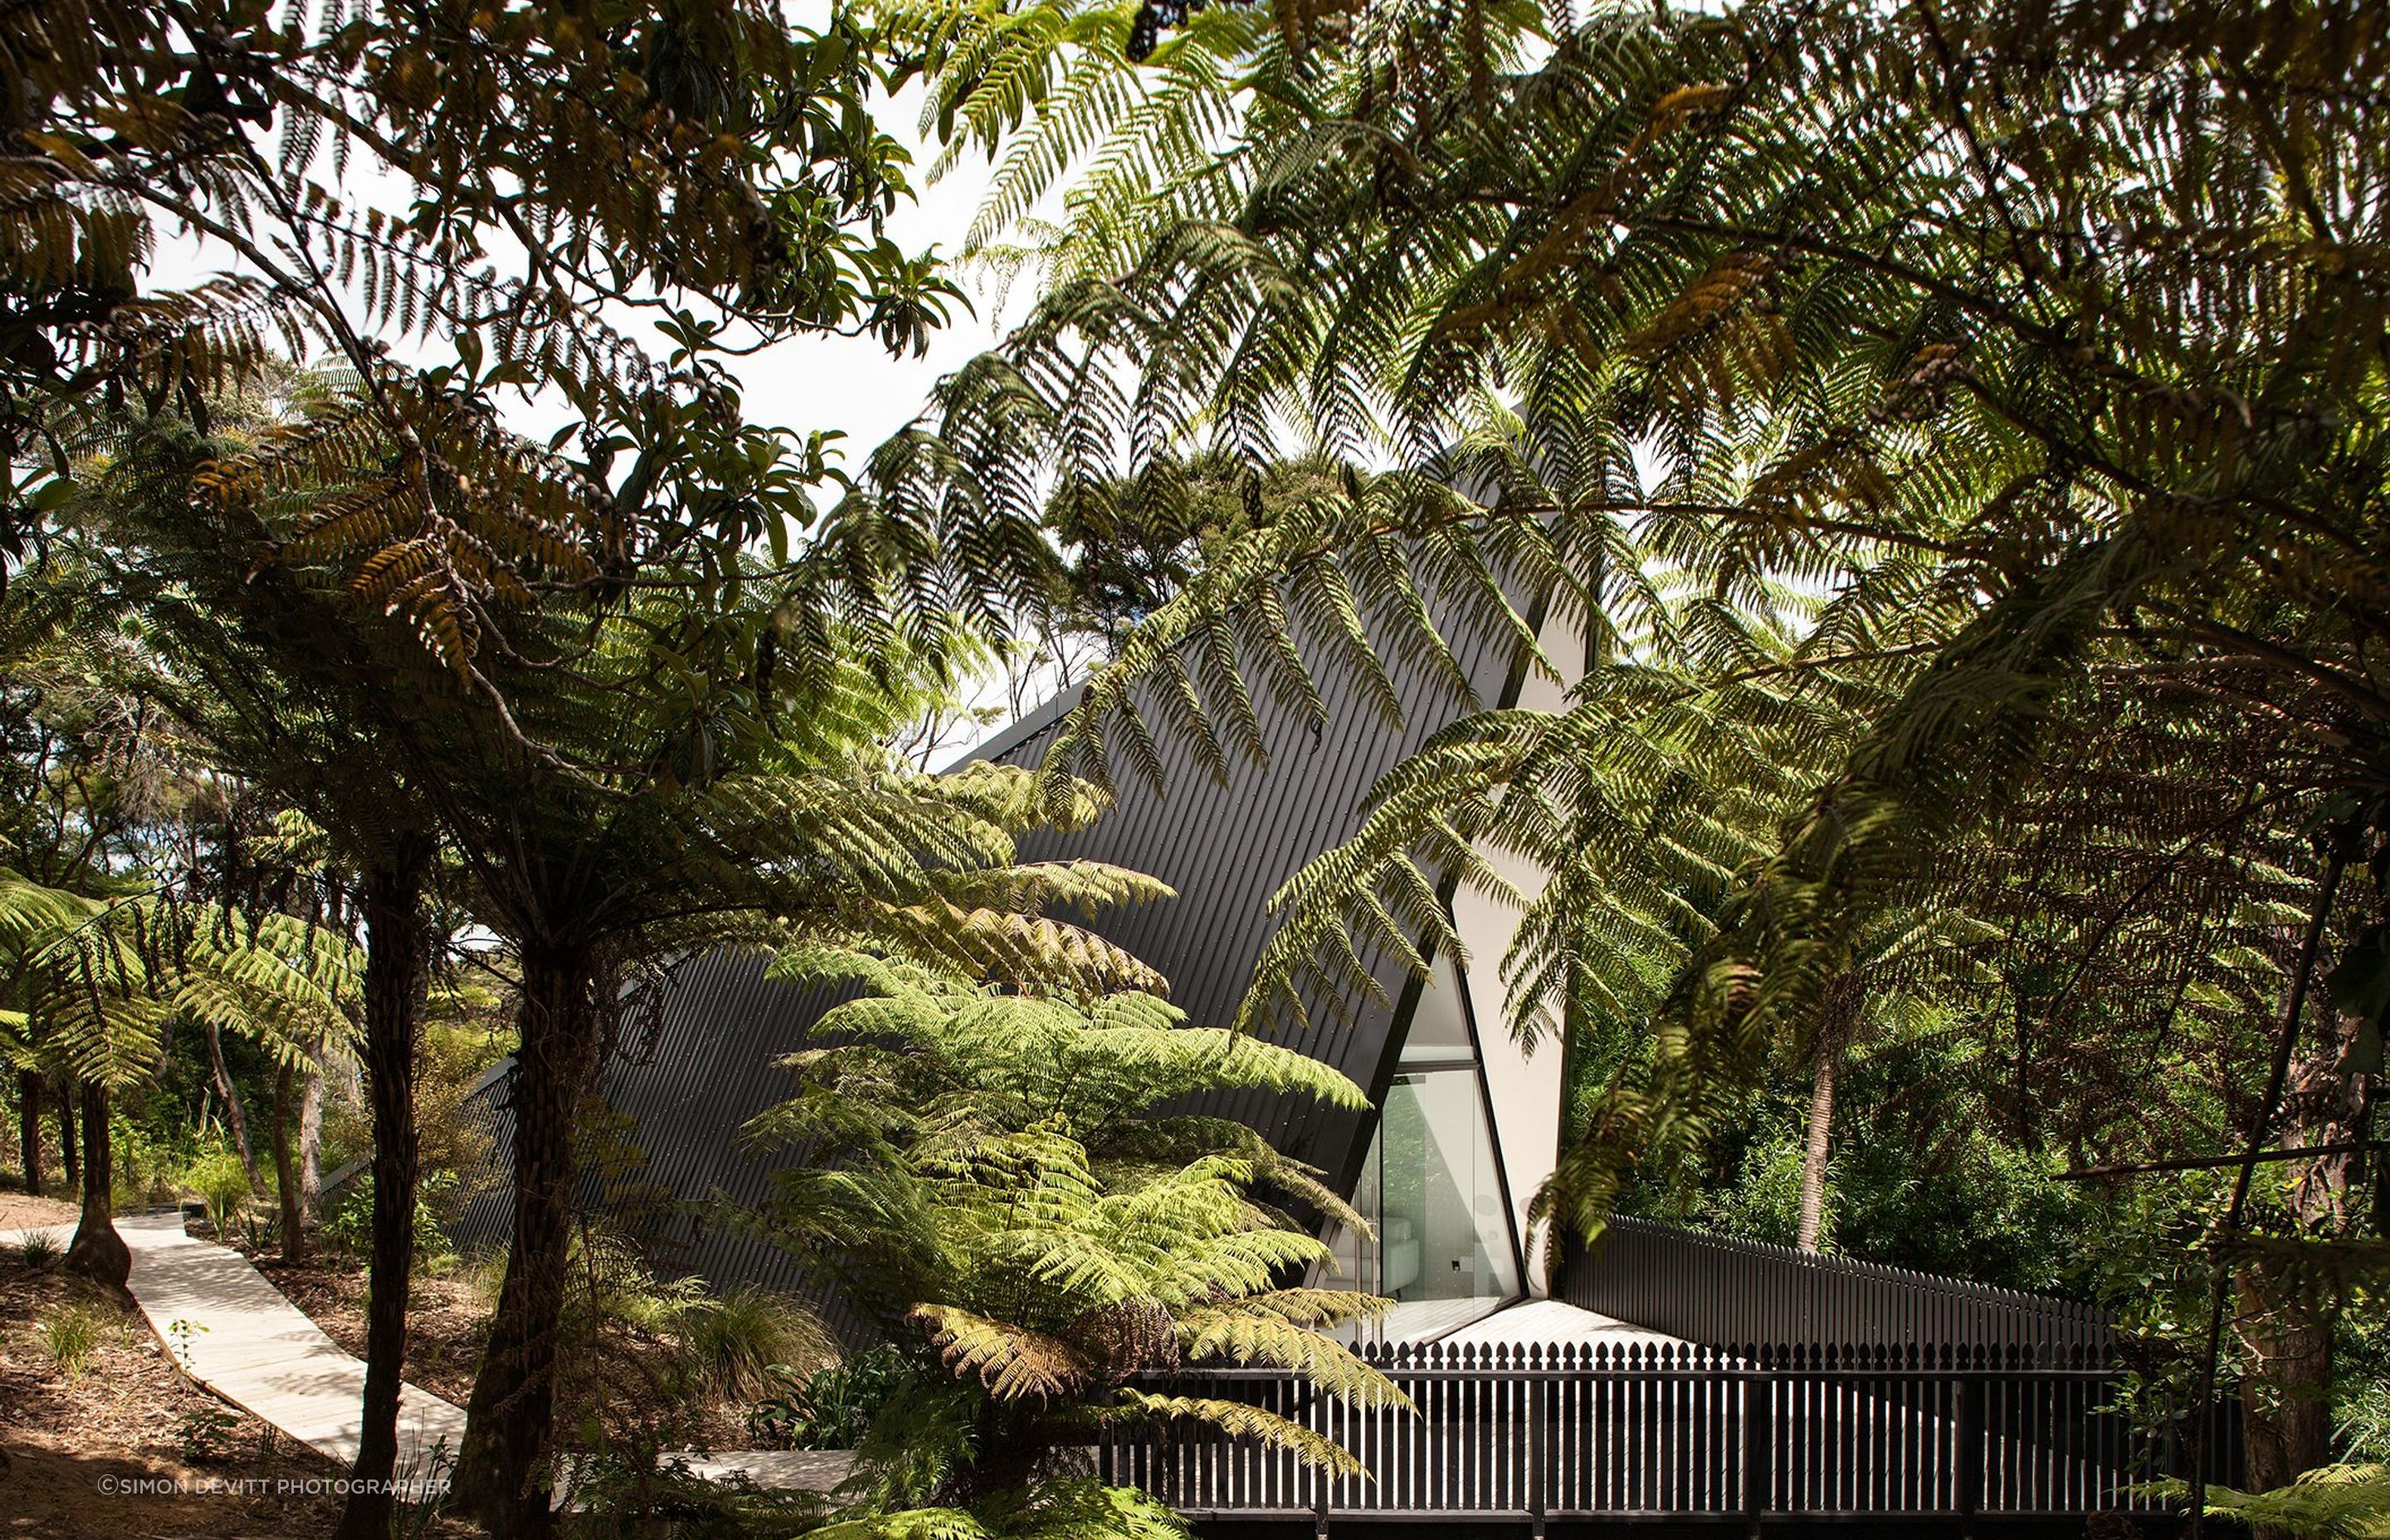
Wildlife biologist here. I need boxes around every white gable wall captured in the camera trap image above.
[1452,608,1585,1295]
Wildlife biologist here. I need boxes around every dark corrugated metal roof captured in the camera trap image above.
[456,585,1532,1297]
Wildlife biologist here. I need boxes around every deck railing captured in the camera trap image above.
[1557,1216,2116,1352]
[1105,1340,2231,1528]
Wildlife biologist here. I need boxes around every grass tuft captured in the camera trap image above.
[41,1301,111,1377]
[17,1228,64,1270]
[680,1282,834,1401]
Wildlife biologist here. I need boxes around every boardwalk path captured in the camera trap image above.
[2,1211,848,1501]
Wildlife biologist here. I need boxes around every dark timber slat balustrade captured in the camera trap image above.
[1116,1340,2238,1528]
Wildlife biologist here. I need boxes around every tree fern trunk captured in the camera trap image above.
[64,1082,126,1287]
[206,1018,265,1196]
[335,836,433,1540]
[454,942,602,1537]
[56,1075,77,1187]
[16,1072,40,1196]
[273,1062,306,1263]
[300,1053,324,1232]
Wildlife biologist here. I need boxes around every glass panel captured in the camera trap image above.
[1369,1067,1518,1301]
[1397,954,1473,1063]
[1334,1133,1384,1294]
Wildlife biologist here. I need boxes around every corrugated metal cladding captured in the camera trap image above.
[451,951,870,1319]
[456,584,1535,1300]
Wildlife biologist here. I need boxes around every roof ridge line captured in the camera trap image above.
[943,680,1090,772]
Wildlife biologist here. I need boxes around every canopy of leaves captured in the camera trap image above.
[871,0,2390,1245]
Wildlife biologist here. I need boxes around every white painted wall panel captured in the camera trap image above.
[1454,609,1585,1294]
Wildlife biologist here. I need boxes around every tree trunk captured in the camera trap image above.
[454,943,602,1537]
[56,1075,77,1187]
[2287,1011,2371,1233]
[300,1053,324,1231]
[273,1061,306,1264]
[64,1082,127,1287]
[1795,974,1860,1255]
[1796,1042,1838,1254]
[206,1018,265,1196]
[334,835,434,1540]
[2228,1003,2375,1515]
[2235,1268,2336,1502]
[17,1071,40,1196]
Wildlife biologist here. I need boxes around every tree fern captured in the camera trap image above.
[883,0,2390,1268]
[2159,1464,2390,1540]
[739,960,1402,1508]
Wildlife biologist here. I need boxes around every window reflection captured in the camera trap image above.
[1322,957,1521,1314]
[1356,1068,1518,1301]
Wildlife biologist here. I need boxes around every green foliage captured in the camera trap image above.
[40,1300,110,1377]
[320,1171,456,1262]
[176,1404,242,1465]
[451,1249,513,1315]
[537,1222,842,1475]
[57,354,1213,1506]
[559,1453,834,1540]
[679,1281,836,1405]
[2158,1464,2390,1539]
[183,1146,252,1227]
[879,24,2390,1501]
[885,0,2390,1194]
[110,1106,202,1209]
[804,1480,1193,1540]
[740,961,1399,1504]
[1685,1130,1817,1253]
[6,0,966,685]
[2331,1286,2390,1464]
[748,1347,910,1451]
[165,1315,208,1371]
[1620,1039,2098,1294]
[0,864,362,1099]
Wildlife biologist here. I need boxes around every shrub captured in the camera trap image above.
[166,1315,209,1372]
[562,1227,700,1337]
[110,1117,196,1208]
[450,1248,508,1313]
[41,1303,110,1377]
[183,1148,251,1228]
[746,1346,905,1451]
[320,1170,456,1260]
[742,967,1395,1503]
[177,1404,241,1464]
[679,1282,832,1403]
[17,1228,64,1270]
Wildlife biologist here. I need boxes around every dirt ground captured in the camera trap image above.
[0,1229,494,1538]
[0,1189,81,1231]
[245,1245,766,1452]
[3,1220,768,1534]
[0,1255,376,1538]
[255,1250,493,1407]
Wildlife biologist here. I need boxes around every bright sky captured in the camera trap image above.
[147,76,1010,481]
[695,83,1014,459]
[143,64,1045,753]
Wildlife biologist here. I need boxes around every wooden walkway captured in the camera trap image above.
[4,1212,851,1503]
[107,1211,461,1497]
